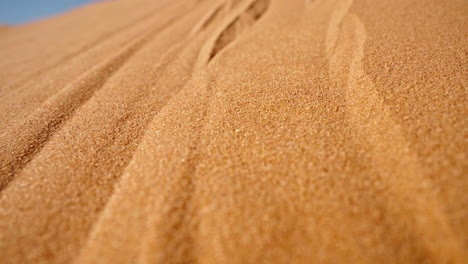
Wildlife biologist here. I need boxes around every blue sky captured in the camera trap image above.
[0,0,98,25]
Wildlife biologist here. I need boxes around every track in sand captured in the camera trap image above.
[0,0,466,263]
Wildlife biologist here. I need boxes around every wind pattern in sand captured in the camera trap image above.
[0,0,466,263]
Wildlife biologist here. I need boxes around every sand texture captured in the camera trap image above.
[0,0,467,263]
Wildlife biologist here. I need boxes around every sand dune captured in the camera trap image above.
[0,0,466,263]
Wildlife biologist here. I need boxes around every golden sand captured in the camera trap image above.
[0,0,466,263]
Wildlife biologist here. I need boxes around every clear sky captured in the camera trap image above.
[0,0,98,25]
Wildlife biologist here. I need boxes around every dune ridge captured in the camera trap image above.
[0,0,466,263]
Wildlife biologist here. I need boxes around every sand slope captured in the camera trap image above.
[0,0,466,263]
